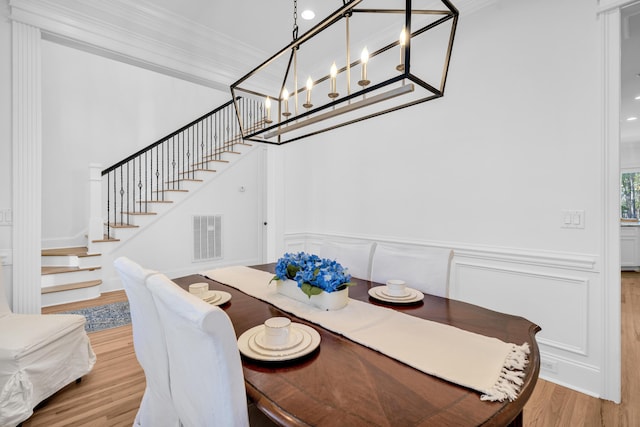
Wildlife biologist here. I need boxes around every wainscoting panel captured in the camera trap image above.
[451,261,589,356]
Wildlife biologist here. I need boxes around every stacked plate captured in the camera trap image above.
[200,290,232,306]
[368,286,424,304]
[238,323,321,361]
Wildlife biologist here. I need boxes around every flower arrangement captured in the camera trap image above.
[271,252,355,298]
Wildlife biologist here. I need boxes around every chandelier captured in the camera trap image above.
[231,0,459,145]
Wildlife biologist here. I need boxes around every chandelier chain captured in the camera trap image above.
[292,0,299,40]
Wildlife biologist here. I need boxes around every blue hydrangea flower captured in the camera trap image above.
[271,252,353,294]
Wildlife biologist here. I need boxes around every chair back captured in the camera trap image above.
[113,257,180,427]
[147,273,249,427]
[371,244,454,298]
[0,263,10,316]
[319,241,376,280]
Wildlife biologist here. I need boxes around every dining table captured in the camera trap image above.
[173,263,541,427]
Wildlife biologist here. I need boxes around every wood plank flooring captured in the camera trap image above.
[21,277,640,426]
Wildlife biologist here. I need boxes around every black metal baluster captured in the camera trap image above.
[144,151,148,212]
[137,158,141,217]
[106,173,110,239]
[119,166,124,227]
[154,146,162,212]
[101,100,236,233]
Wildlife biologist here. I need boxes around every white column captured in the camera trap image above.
[598,5,622,403]
[12,21,42,314]
[88,163,103,253]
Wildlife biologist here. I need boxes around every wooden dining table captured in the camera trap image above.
[173,264,540,427]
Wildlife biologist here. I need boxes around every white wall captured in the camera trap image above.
[99,146,266,292]
[0,2,13,303]
[278,0,608,398]
[621,141,640,169]
[40,40,229,248]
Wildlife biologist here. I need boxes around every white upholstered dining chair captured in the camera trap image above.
[113,257,180,427]
[319,240,376,280]
[370,244,454,298]
[0,264,96,427]
[146,273,250,427]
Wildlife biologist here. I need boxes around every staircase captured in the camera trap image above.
[41,247,102,307]
[41,98,264,306]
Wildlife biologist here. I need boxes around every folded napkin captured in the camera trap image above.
[204,266,530,402]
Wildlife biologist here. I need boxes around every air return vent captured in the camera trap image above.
[193,215,222,261]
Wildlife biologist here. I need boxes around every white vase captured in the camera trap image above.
[276,279,349,311]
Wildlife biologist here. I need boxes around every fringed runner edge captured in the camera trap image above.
[481,342,531,402]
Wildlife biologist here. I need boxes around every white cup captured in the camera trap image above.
[189,282,208,297]
[386,279,407,296]
[263,317,291,347]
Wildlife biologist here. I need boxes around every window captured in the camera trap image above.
[621,171,640,219]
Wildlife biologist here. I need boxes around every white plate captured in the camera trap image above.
[249,328,311,357]
[368,286,424,304]
[253,327,304,351]
[201,290,220,303]
[371,287,415,301]
[238,323,321,362]
[379,288,412,299]
[208,291,232,306]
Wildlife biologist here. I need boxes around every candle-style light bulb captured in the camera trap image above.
[265,96,272,123]
[282,88,291,117]
[303,76,313,109]
[397,28,407,71]
[328,62,339,98]
[358,47,370,87]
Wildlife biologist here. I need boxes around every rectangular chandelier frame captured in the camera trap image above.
[231,0,459,145]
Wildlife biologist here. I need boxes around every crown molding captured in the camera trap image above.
[598,0,637,14]
[8,0,266,91]
[7,0,496,91]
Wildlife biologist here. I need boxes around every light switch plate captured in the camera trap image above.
[0,209,12,226]
[561,210,585,229]
[0,250,12,265]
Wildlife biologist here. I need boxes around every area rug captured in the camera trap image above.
[62,301,131,333]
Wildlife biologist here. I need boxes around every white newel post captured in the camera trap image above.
[88,164,103,253]
[11,21,42,314]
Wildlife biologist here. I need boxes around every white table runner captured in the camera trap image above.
[203,265,530,402]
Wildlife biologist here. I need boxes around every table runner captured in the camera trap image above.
[203,265,530,402]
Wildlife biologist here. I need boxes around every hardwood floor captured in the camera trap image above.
[22,277,640,426]
[23,291,144,427]
[523,272,640,427]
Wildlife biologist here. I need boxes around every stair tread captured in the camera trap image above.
[106,223,140,228]
[165,178,204,184]
[153,189,188,193]
[122,211,157,216]
[42,247,99,257]
[200,158,230,163]
[42,266,101,275]
[92,236,120,243]
[180,168,216,174]
[137,200,174,204]
[41,280,102,294]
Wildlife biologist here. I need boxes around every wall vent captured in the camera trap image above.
[193,215,222,261]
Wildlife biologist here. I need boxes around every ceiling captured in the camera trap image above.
[149,0,346,59]
[622,2,640,143]
[149,0,640,145]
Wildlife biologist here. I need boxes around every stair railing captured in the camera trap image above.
[100,98,263,241]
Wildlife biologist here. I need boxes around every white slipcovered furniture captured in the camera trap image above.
[147,272,250,427]
[370,243,454,298]
[319,240,376,280]
[0,264,96,427]
[113,257,180,427]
